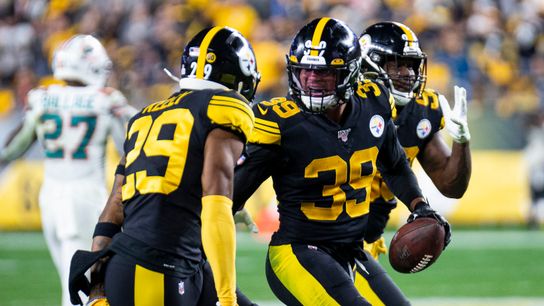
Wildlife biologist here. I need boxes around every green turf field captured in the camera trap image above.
[1,230,543,305]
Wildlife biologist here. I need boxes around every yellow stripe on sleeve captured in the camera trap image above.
[196,27,222,79]
[310,18,330,56]
[208,96,255,141]
[268,245,340,306]
[135,265,164,306]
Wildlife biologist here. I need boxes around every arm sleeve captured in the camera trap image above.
[0,113,38,162]
[377,119,423,208]
[365,199,396,243]
[232,143,282,212]
[201,195,237,306]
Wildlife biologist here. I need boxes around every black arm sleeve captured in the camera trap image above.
[232,143,281,212]
[365,199,397,243]
[377,119,423,209]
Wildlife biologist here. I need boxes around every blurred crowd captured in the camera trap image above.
[0,0,543,117]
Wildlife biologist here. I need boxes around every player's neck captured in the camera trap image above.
[325,102,348,125]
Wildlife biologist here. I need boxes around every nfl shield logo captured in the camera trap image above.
[338,128,351,142]
[178,281,185,295]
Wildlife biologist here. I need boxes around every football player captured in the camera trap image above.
[355,22,472,305]
[0,35,135,306]
[232,17,451,305]
[84,27,260,306]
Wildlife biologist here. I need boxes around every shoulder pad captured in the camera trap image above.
[355,80,395,114]
[415,88,441,111]
[248,97,301,145]
[416,88,445,129]
[207,92,255,142]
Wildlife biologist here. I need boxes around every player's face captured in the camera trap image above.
[299,68,336,96]
[384,59,415,92]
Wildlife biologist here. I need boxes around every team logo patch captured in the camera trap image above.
[369,115,385,138]
[178,281,185,295]
[416,119,432,139]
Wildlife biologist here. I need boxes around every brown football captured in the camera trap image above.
[389,217,445,273]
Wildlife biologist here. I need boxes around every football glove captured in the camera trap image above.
[87,297,109,306]
[408,201,452,249]
[439,85,471,144]
[234,208,259,233]
[364,237,387,260]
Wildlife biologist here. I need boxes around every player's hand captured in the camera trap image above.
[439,85,470,144]
[364,237,387,260]
[87,297,110,306]
[234,208,259,233]
[408,201,451,250]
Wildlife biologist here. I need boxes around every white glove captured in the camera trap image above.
[234,208,259,233]
[439,85,471,144]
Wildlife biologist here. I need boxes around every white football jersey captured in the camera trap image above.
[25,84,134,181]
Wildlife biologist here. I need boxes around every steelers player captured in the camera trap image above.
[85,27,260,306]
[354,22,472,305]
[233,18,451,305]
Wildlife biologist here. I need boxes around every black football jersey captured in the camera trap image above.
[234,80,413,244]
[370,88,445,203]
[118,88,254,268]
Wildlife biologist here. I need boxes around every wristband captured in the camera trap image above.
[93,222,121,238]
[115,164,125,176]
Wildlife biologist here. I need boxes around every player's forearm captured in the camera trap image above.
[201,195,237,306]
[0,121,36,162]
[436,142,471,198]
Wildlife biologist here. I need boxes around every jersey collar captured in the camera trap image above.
[178,78,230,91]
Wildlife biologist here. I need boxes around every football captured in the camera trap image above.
[389,217,446,273]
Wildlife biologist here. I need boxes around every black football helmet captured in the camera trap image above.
[359,22,427,106]
[181,26,260,101]
[287,17,362,113]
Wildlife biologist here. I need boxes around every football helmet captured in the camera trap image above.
[287,17,362,113]
[181,26,260,101]
[52,35,112,87]
[359,22,427,106]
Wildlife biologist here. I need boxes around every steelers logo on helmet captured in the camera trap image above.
[369,115,385,138]
[286,17,362,113]
[416,119,432,139]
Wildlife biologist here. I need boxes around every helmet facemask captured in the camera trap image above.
[287,57,361,113]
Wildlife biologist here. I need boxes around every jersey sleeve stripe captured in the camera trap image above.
[255,122,280,135]
[255,118,279,129]
[209,100,253,121]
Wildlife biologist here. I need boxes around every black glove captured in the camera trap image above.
[407,201,451,249]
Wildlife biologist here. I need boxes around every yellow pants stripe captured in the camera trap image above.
[135,264,164,306]
[354,269,384,306]
[269,245,340,306]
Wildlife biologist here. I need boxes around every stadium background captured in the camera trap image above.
[0,0,543,305]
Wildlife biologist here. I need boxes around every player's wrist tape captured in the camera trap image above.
[115,164,125,176]
[93,222,121,238]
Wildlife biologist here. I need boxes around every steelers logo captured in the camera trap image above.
[369,115,385,138]
[416,119,432,139]
[206,52,216,63]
